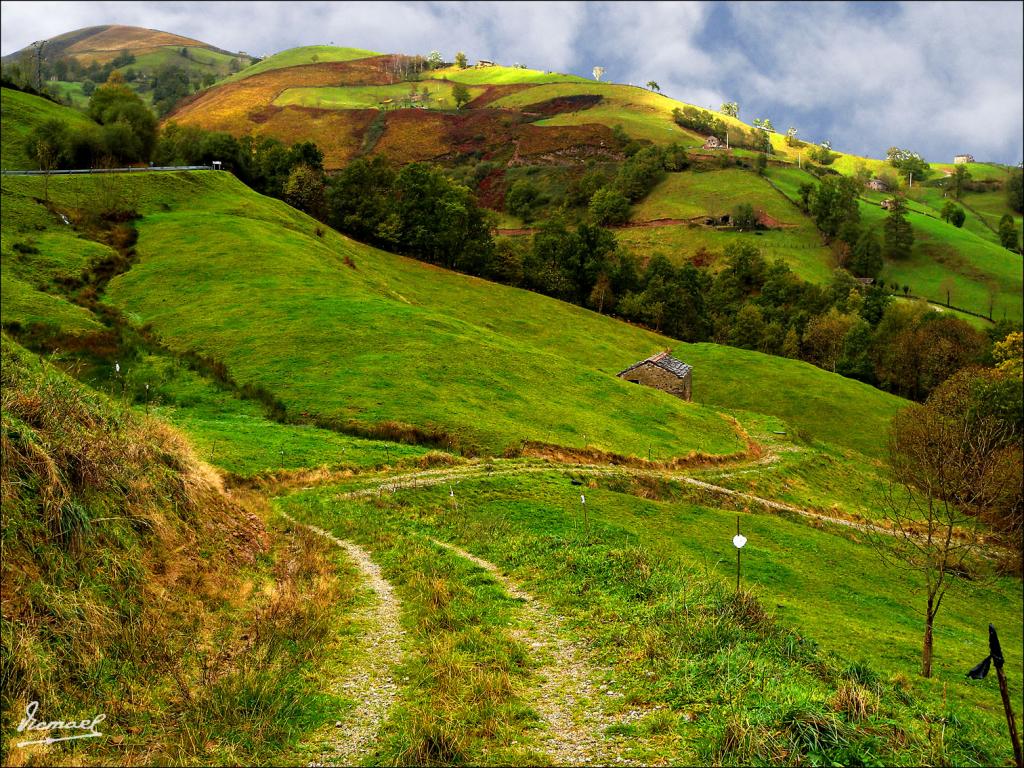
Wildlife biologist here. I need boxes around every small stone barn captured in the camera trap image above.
[953,154,975,164]
[866,178,888,192]
[703,135,724,150]
[617,351,693,401]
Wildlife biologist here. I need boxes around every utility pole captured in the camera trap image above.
[35,40,47,90]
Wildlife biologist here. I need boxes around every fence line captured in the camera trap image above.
[0,165,215,176]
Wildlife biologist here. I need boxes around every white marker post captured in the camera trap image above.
[581,493,588,536]
[733,516,747,593]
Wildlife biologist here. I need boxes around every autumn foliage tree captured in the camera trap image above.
[875,374,1018,677]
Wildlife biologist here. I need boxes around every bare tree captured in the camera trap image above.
[873,395,1013,677]
[34,140,57,204]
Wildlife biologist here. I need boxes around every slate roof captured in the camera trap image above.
[618,351,692,379]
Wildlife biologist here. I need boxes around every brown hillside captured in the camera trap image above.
[167,57,624,168]
[64,24,208,55]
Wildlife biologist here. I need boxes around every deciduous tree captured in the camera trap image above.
[452,83,471,109]
[872,384,1013,677]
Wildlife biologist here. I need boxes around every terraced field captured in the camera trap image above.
[274,82,486,110]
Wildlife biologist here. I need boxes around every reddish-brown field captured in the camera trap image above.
[168,57,626,168]
[62,25,208,64]
[168,57,394,126]
[371,110,452,164]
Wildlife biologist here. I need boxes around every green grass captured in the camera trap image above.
[632,169,800,223]
[616,223,836,284]
[487,82,704,145]
[119,46,239,77]
[227,45,380,82]
[0,87,96,170]
[282,470,1023,765]
[763,165,1023,320]
[0,175,112,334]
[47,79,90,109]
[426,65,591,85]
[121,351,433,476]
[859,200,1023,321]
[274,82,485,111]
[1,171,909,461]
[961,189,1023,236]
[904,185,1000,245]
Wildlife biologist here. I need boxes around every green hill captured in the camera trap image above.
[0,86,96,169]
[226,45,380,82]
[1,170,907,461]
[3,25,254,110]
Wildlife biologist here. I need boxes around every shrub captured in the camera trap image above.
[732,203,758,231]
[589,187,630,225]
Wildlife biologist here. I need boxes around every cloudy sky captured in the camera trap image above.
[2,1,1021,164]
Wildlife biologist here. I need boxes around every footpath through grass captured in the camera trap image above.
[281,469,1023,766]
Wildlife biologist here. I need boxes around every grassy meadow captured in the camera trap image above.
[426,64,591,85]
[2,171,909,463]
[279,468,1023,766]
[226,45,380,81]
[274,81,486,110]
[0,87,96,169]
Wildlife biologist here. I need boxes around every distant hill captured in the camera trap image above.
[2,24,244,66]
[2,25,254,112]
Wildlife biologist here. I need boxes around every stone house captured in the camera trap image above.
[617,351,693,401]
[880,198,896,210]
[953,154,975,164]
[866,178,888,192]
[703,135,724,150]
[475,60,495,68]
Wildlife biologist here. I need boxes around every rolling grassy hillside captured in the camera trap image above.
[226,45,380,82]
[0,86,96,169]
[2,24,247,67]
[426,64,591,85]
[273,81,486,110]
[163,49,1020,321]
[4,25,255,113]
[766,165,1022,320]
[1,171,908,462]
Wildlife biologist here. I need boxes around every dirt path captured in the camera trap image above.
[279,511,406,766]
[429,537,642,766]
[680,477,894,536]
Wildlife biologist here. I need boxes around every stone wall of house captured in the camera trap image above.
[619,363,692,401]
